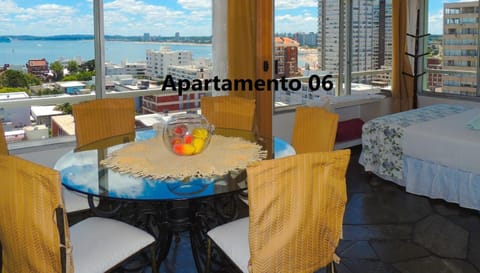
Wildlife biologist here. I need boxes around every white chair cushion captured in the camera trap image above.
[70,217,155,273]
[62,186,99,213]
[207,217,250,273]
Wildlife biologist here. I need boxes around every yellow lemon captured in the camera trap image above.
[182,144,196,155]
[192,138,205,154]
[192,128,208,140]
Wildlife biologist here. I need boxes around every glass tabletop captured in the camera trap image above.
[54,129,295,201]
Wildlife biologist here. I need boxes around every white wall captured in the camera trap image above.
[273,96,391,143]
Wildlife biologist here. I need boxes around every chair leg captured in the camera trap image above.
[326,261,337,273]
[150,245,158,273]
[205,238,212,273]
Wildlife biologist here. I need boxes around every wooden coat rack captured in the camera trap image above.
[403,9,430,109]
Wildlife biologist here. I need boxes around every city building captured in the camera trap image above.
[427,56,443,92]
[123,61,147,78]
[0,92,31,130]
[142,92,203,114]
[317,0,392,81]
[141,60,212,114]
[377,0,393,68]
[146,47,193,80]
[55,81,88,95]
[26,58,49,80]
[106,61,147,78]
[143,32,151,42]
[51,115,75,137]
[24,124,49,140]
[167,63,213,81]
[274,37,300,78]
[30,105,64,128]
[105,62,124,76]
[442,1,478,96]
[292,32,318,47]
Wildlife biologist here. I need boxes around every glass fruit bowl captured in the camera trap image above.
[163,113,214,156]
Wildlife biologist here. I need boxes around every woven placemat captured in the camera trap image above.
[101,134,267,180]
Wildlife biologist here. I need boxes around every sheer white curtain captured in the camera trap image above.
[212,0,228,97]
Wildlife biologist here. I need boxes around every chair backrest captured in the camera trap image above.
[72,98,135,151]
[0,122,8,155]
[246,149,351,273]
[0,155,73,273]
[200,95,256,131]
[291,106,339,154]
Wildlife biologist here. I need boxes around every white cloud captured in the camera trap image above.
[101,0,211,36]
[428,8,443,35]
[275,0,317,9]
[177,0,210,10]
[25,4,76,18]
[275,13,317,33]
[0,0,23,14]
[0,2,92,35]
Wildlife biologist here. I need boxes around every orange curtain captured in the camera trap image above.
[227,0,273,138]
[391,0,414,112]
[227,0,256,100]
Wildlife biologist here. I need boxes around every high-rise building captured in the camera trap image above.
[143,32,151,41]
[317,0,392,80]
[427,56,442,92]
[292,32,318,47]
[274,37,300,78]
[377,0,392,67]
[146,47,193,80]
[442,1,478,96]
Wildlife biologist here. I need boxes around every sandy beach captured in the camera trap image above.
[298,47,318,69]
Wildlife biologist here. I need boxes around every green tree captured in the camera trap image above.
[54,102,73,115]
[50,61,64,81]
[76,71,95,81]
[0,87,30,94]
[80,59,95,72]
[67,60,79,74]
[0,70,27,87]
[63,71,94,81]
[62,75,78,81]
[24,73,42,86]
[0,70,40,88]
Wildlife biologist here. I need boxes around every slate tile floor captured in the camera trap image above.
[10,144,480,273]
[156,145,480,273]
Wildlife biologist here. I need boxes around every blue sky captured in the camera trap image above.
[0,0,471,36]
[428,0,480,34]
[0,0,320,36]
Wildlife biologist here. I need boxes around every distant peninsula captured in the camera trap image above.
[0,34,212,44]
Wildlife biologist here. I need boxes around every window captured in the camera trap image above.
[0,1,213,141]
[425,0,480,97]
[274,0,392,109]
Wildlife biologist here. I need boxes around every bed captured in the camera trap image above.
[359,104,480,210]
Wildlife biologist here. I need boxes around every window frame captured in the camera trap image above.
[421,0,480,99]
[272,0,392,112]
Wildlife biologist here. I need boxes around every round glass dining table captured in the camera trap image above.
[54,128,295,202]
[54,128,295,272]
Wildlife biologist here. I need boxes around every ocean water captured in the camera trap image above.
[0,39,212,66]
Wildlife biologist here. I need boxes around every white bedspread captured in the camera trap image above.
[403,108,480,174]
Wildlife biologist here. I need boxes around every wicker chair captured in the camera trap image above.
[206,150,351,273]
[200,95,256,131]
[291,106,339,154]
[240,106,339,206]
[64,98,136,212]
[0,122,92,214]
[0,154,157,273]
[72,98,136,152]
